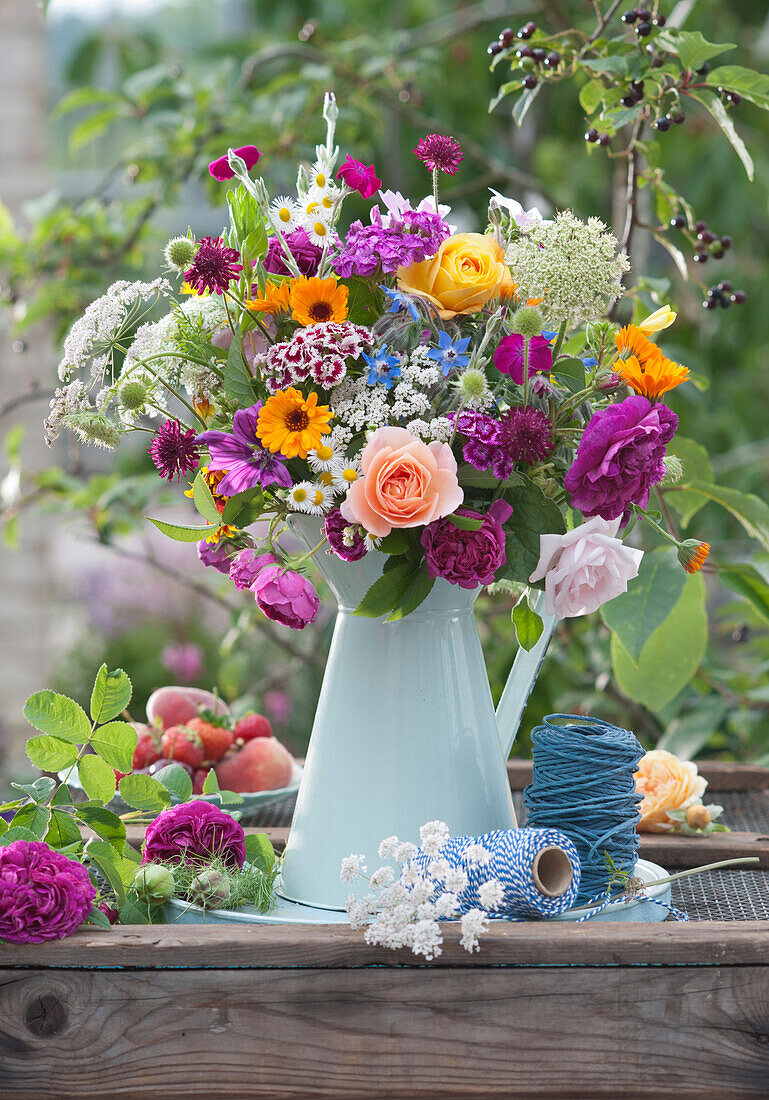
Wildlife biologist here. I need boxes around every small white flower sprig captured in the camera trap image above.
[341,820,506,960]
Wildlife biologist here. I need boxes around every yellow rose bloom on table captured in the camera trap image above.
[397,232,514,319]
[634,749,708,833]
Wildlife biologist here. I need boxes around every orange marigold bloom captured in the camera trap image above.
[615,324,658,365]
[289,276,348,326]
[615,350,690,399]
[246,280,291,315]
[256,387,332,459]
[678,540,710,574]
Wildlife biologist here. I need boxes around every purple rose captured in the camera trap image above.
[494,333,553,384]
[143,801,246,869]
[252,567,319,630]
[565,395,678,521]
[324,507,368,562]
[0,841,96,943]
[229,550,278,591]
[198,538,240,574]
[264,228,323,277]
[421,500,513,589]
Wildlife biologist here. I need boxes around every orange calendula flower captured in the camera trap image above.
[289,276,349,326]
[615,349,690,399]
[256,387,332,459]
[246,280,291,315]
[678,540,710,574]
[615,324,658,364]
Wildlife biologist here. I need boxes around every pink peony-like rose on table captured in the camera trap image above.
[142,800,246,868]
[421,501,512,589]
[529,517,644,619]
[0,840,96,944]
[341,426,463,538]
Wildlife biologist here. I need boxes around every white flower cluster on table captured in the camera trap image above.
[341,820,505,960]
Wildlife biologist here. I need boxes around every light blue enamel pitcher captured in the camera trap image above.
[279,516,557,910]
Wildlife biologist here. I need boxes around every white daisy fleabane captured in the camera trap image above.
[460,909,489,953]
[340,854,367,882]
[270,196,300,233]
[478,879,504,911]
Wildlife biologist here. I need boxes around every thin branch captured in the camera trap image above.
[696,668,769,712]
[586,0,624,48]
[0,386,52,422]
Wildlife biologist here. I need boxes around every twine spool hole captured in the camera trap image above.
[531,846,573,898]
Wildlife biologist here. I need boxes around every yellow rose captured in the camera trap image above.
[634,749,707,833]
[397,233,514,319]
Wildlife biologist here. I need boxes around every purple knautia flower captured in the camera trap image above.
[427,331,471,376]
[184,236,242,295]
[333,207,450,278]
[198,537,241,574]
[0,841,96,944]
[413,133,463,175]
[363,345,401,389]
[494,334,553,385]
[143,801,246,869]
[229,550,278,591]
[336,155,381,199]
[324,507,368,562]
[497,406,555,465]
[208,144,260,182]
[264,228,323,277]
[565,395,678,522]
[148,419,200,482]
[197,404,291,495]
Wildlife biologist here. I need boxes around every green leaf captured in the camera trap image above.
[446,513,484,531]
[342,276,382,325]
[23,690,91,744]
[611,573,707,714]
[221,487,264,526]
[512,595,544,651]
[601,549,686,663]
[51,783,74,807]
[85,840,126,905]
[552,356,587,394]
[662,31,735,72]
[498,477,566,585]
[119,894,160,925]
[653,232,689,281]
[512,82,542,127]
[579,79,605,115]
[26,735,79,772]
[83,907,113,931]
[582,55,632,77]
[657,698,728,759]
[11,777,57,803]
[79,755,117,803]
[119,773,171,812]
[0,826,41,847]
[664,437,714,527]
[154,763,193,802]
[46,808,83,849]
[70,106,128,152]
[718,564,769,627]
[354,561,418,618]
[224,330,257,407]
[202,768,220,795]
[244,832,276,873]
[378,530,410,555]
[147,517,219,542]
[11,803,51,840]
[457,468,523,490]
[52,86,128,119]
[675,482,769,552]
[76,805,127,851]
[705,66,769,110]
[91,721,138,774]
[689,91,753,181]
[192,470,222,524]
[90,665,132,724]
[385,566,435,622]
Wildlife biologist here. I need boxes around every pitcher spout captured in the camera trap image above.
[495,590,558,760]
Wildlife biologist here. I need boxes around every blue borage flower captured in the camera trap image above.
[363,346,401,389]
[380,285,419,322]
[427,330,471,376]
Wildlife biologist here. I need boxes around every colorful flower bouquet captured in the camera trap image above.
[48,93,714,639]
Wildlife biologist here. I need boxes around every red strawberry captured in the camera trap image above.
[161,725,205,769]
[186,716,233,763]
[192,767,210,795]
[233,713,273,743]
[132,725,163,770]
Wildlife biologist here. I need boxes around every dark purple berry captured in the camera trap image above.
[721,236,732,250]
[621,95,635,107]
[693,252,708,264]
[636,8,651,18]
[622,9,638,22]
[532,47,547,63]
[732,290,747,304]
[636,21,652,36]
[694,220,707,233]
[718,281,733,293]
[669,109,685,124]
[523,74,538,89]
[545,52,561,67]
[499,27,515,46]
[653,13,666,26]
[521,21,537,38]
[654,117,671,131]
[711,248,725,260]
[703,298,717,310]
[670,215,686,229]
[487,41,503,55]
[651,54,664,68]
[598,133,611,147]
[585,128,599,143]
[517,44,534,59]
[698,229,716,243]
[719,296,731,308]
[726,92,742,106]
[706,286,720,299]
[696,62,710,76]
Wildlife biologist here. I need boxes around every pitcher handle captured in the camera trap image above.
[495,590,558,761]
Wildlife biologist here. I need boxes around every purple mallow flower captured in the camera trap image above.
[333,206,450,278]
[325,507,368,562]
[0,840,96,944]
[184,236,242,295]
[494,333,553,385]
[252,567,319,630]
[229,550,277,591]
[264,228,323,278]
[143,801,246,869]
[413,133,463,175]
[564,395,678,522]
[208,144,260,182]
[148,419,200,482]
[421,500,512,589]
[197,403,291,495]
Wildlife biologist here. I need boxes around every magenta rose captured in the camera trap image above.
[336,155,382,199]
[565,395,678,522]
[494,333,553,384]
[142,801,246,868]
[421,500,513,589]
[252,567,319,630]
[324,507,368,562]
[0,841,96,944]
[264,228,323,277]
[198,538,240,575]
[230,550,278,591]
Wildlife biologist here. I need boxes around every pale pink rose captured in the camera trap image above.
[341,426,463,538]
[529,516,643,619]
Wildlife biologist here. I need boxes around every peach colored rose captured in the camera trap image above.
[340,426,463,538]
[634,749,707,833]
[397,232,514,319]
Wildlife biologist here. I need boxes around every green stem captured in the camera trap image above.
[634,505,680,548]
[432,167,439,215]
[522,336,531,407]
[288,535,328,570]
[551,319,569,361]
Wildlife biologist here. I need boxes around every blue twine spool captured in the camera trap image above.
[413,827,581,920]
[523,713,644,904]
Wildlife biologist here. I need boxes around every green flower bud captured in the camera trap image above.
[511,305,544,340]
[455,367,490,405]
[585,320,615,352]
[189,867,231,909]
[119,380,149,411]
[64,411,122,450]
[133,864,175,906]
[163,235,198,272]
[659,455,684,486]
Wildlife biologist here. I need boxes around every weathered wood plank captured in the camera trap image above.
[640,830,769,869]
[0,966,767,1099]
[3,921,769,971]
[506,759,769,791]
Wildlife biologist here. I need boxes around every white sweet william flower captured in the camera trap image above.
[529,517,644,619]
[340,854,367,882]
[460,908,489,953]
[478,879,505,911]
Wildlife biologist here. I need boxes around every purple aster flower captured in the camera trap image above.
[184,236,242,295]
[208,144,260,182]
[497,406,555,465]
[565,395,678,522]
[143,801,245,868]
[413,133,463,175]
[336,155,381,199]
[197,403,291,495]
[148,419,200,482]
[494,334,553,385]
[333,207,450,278]
[198,538,240,574]
[325,507,368,562]
[0,841,96,944]
[264,228,322,277]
